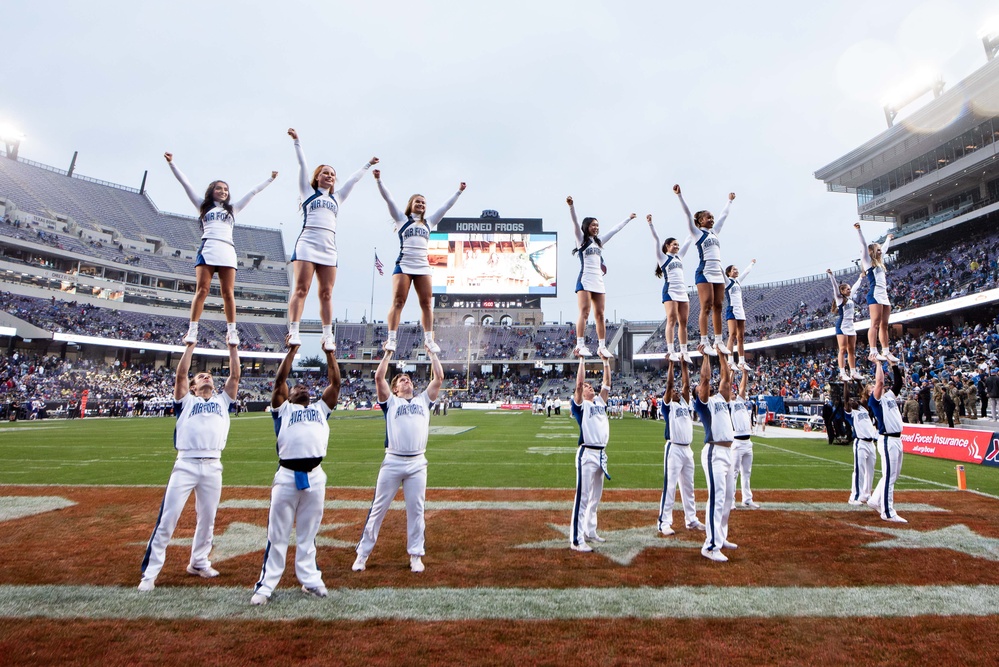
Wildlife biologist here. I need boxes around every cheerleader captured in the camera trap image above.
[675,184,736,356]
[723,259,756,370]
[567,196,635,358]
[164,152,276,346]
[374,169,465,353]
[855,223,897,362]
[826,268,865,381]
[647,214,693,363]
[286,128,378,348]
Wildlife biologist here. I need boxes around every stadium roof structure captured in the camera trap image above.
[814,55,999,231]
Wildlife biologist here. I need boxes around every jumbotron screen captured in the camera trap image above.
[429,217,556,296]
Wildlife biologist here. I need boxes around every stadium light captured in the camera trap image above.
[0,123,25,160]
[979,16,999,61]
[881,67,944,128]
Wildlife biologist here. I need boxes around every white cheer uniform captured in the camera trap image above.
[658,395,698,532]
[679,192,732,285]
[356,391,434,561]
[693,393,734,555]
[570,395,610,547]
[140,390,234,584]
[830,272,864,337]
[858,226,891,306]
[168,161,274,269]
[569,203,630,294]
[728,395,755,507]
[650,224,693,303]
[868,368,905,520]
[846,406,878,503]
[724,261,755,322]
[291,140,372,267]
[252,398,333,599]
[376,179,462,275]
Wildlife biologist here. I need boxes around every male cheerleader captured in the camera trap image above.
[867,359,907,523]
[693,345,738,562]
[138,340,240,592]
[844,381,877,506]
[730,368,759,509]
[658,358,704,535]
[569,352,612,552]
[251,338,341,605]
[352,345,442,573]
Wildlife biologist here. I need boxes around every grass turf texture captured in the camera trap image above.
[0,411,996,494]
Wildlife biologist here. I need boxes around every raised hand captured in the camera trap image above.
[673,184,681,195]
[163,152,173,163]
[566,196,574,206]
[459,182,467,191]
[373,169,381,179]
[271,171,278,179]
[287,128,298,140]
[728,192,736,201]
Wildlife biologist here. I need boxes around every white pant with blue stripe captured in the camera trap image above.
[356,453,428,559]
[700,443,732,553]
[659,441,697,531]
[872,436,903,518]
[571,446,606,545]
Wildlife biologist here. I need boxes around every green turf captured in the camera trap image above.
[0,411,997,495]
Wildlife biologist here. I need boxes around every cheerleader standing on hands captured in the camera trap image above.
[855,223,897,362]
[286,128,378,349]
[647,214,693,363]
[164,152,276,346]
[827,268,865,380]
[723,259,756,370]
[675,184,736,356]
[567,196,635,358]
[374,169,465,353]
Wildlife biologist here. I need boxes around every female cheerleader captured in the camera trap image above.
[675,184,736,356]
[373,169,465,353]
[164,152,276,346]
[287,128,378,348]
[854,223,897,362]
[826,268,865,381]
[723,259,756,370]
[647,214,693,363]
[567,196,635,358]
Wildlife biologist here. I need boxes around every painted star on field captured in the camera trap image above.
[142,521,356,563]
[516,523,702,565]
[854,523,999,561]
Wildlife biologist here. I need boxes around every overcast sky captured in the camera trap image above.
[3,0,997,330]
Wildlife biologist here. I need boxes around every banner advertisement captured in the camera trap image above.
[899,424,996,465]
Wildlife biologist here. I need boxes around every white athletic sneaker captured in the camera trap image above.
[739,361,753,372]
[137,579,155,592]
[741,500,760,509]
[659,526,676,536]
[288,333,302,346]
[875,351,888,362]
[383,339,397,352]
[847,499,864,506]
[668,351,681,362]
[701,548,728,562]
[866,497,882,512]
[686,520,706,531]
[715,342,731,355]
[867,350,877,362]
[702,345,718,357]
[187,564,220,578]
[681,351,693,364]
[302,584,328,598]
[839,370,850,382]
[321,334,336,352]
[426,340,441,354]
[727,359,738,371]
[885,351,900,363]
[850,369,864,380]
[250,593,269,606]
[574,345,593,357]
[597,345,614,359]
[410,556,425,573]
[570,541,593,552]
[352,555,367,572]
[584,533,606,543]
[722,540,738,549]
[225,330,240,346]
[881,513,907,523]
[183,323,198,345]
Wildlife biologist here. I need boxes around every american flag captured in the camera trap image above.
[374,253,384,276]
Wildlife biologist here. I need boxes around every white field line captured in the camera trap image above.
[0,584,996,621]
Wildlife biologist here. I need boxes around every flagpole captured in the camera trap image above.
[370,247,376,323]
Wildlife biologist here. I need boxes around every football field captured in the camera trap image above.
[1,410,999,665]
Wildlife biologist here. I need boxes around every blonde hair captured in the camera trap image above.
[390,374,411,394]
[868,243,885,271]
[405,194,426,217]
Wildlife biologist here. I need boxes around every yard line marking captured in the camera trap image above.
[0,584,995,621]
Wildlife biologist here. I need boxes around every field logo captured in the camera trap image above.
[982,434,999,468]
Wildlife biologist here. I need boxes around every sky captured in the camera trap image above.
[3,0,998,335]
